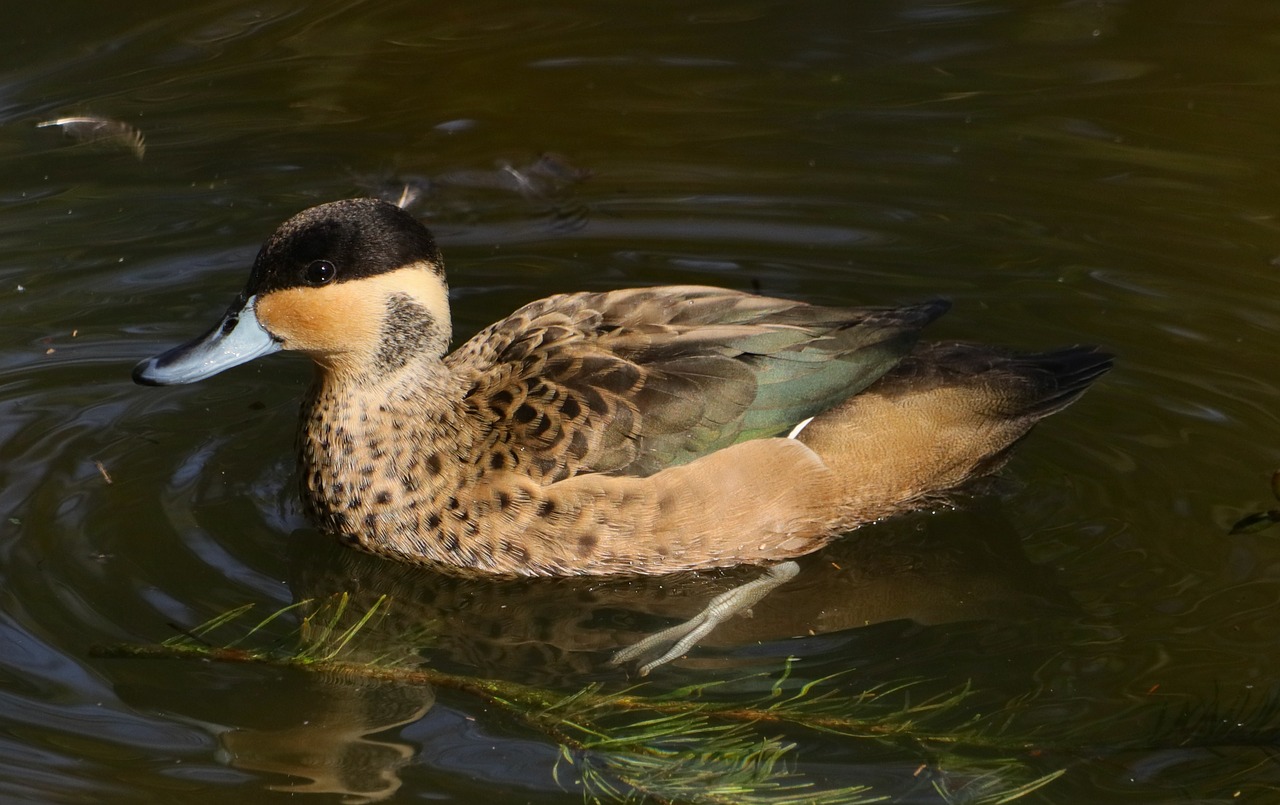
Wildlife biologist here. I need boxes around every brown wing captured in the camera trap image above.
[447,285,947,483]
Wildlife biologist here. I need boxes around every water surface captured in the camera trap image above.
[2,1,1280,802]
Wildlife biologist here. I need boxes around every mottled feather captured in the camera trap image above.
[450,286,948,479]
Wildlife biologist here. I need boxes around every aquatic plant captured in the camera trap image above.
[96,593,1280,804]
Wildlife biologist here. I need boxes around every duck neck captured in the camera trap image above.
[297,352,473,538]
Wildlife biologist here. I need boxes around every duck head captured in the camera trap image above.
[133,199,450,384]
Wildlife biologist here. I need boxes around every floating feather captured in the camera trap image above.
[37,115,146,159]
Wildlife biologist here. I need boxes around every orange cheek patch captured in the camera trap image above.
[256,286,380,357]
[251,265,448,376]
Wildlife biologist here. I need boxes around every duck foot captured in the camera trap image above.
[609,560,800,676]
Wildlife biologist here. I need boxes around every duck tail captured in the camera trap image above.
[792,341,1112,528]
[899,341,1114,422]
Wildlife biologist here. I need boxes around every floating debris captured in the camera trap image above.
[37,115,146,159]
[392,182,425,210]
[1228,468,1280,534]
[435,152,592,198]
[433,118,477,134]
[362,152,592,211]
[94,461,113,485]
[1231,510,1280,534]
[362,175,432,211]
[524,151,593,185]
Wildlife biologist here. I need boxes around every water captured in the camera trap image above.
[2,0,1280,801]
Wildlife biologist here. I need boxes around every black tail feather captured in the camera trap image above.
[997,345,1114,419]
[884,341,1114,421]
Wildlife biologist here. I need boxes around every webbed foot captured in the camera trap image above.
[609,561,800,676]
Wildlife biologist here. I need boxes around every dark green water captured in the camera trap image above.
[2,1,1279,801]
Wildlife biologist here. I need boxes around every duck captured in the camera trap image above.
[134,198,1111,672]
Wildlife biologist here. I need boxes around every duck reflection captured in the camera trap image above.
[143,502,1075,802]
[284,503,1068,677]
[219,678,432,803]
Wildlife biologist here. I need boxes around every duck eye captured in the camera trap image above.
[304,259,337,286]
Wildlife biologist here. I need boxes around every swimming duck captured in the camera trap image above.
[134,198,1110,671]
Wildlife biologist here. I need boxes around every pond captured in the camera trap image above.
[2,0,1279,802]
